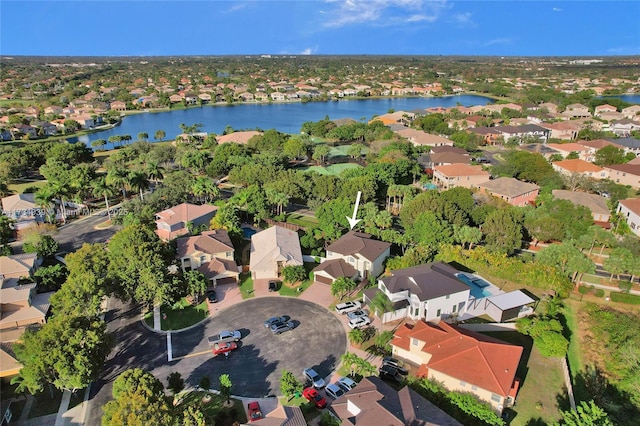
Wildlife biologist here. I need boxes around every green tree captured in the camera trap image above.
[482,208,523,255]
[34,263,67,290]
[191,176,219,203]
[555,400,614,426]
[184,270,208,304]
[369,291,393,318]
[219,374,232,403]
[106,167,130,199]
[331,276,358,300]
[594,145,628,166]
[154,129,166,142]
[453,225,483,249]
[167,372,185,395]
[407,211,454,246]
[279,370,302,397]
[144,161,164,184]
[603,247,633,281]
[0,215,15,245]
[128,170,149,201]
[137,132,149,142]
[91,177,117,222]
[13,315,112,393]
[312,144,331,165]
[282,265,306,284]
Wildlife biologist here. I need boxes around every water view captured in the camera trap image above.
[78,95,493,149]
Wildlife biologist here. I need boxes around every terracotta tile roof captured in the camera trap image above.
[430,152,471,165]
[578,139,617,150]
[326,232,391,262]
[156,203,217,227]
[552,159,604,173]
[433,163,490,178]
[176,230,234,258]
[546,143,590,153]
[604,163,640,176]
[552,190,609,216]
[312,258,357,279]
[430,146,468,155]
[478,177,540,198]
[0,253,38,279]
[391,321,522,397]
[618,198,640,215]
[394,128,453,146]
[197,257,239,279]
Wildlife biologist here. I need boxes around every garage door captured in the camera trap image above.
[315,274,334,285]
[216,276,237,286]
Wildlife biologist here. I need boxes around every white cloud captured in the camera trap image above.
[552,7,563,12]
[483,38,512,46]
[453,12,472,24]
[223,3,247,14]
[301,47,316,55]
[323,0,448,28]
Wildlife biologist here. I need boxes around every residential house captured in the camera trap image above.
[365,262,470,323]
[249,226,303,280]
[198,93,212,103]
[597,111,626,122]
[578,139,617,162]
[216,131,263,145]
[552,159,608,180]
[331,376,461,426]
[11,124,37,139]
[32,121,58,136]
[109,100,127,111]
[552,190,611,225]
[169,94,184,103]
[603,163,640,189]
[432,164,490,190]
[545,143,592,161]
[155,203,218,241]
[617,198,640,237]
[467,127,502,145]
[176,230,239,286]
[0,274,52,332]
[371,111,415,126]
[539,102,559,114]
[270,92,285,101]
[390,320,522,412]
[394,127,454,147]
[482,103,522,114]
[476,177,540,207]
[621,105,640,120]
[247,405,306,426]
[1,193,45,230]
[493,124,550,143]
[608,137,640,156]
[0,253,39,281]
[610,119,640,137]
[319,231,391,282]
[538,121,580,140]
[594,104,618,116]
[562,103,591,118]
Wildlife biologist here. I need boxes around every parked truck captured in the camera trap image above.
[207,330,241,346]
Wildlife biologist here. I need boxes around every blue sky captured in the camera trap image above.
[1,1,639,56]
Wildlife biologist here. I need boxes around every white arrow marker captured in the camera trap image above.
[346,191,362,230]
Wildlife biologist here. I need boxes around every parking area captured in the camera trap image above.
[168,296,347,398]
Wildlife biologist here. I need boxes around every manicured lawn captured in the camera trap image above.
[177,391,247,425]
[143,297,208,331]
[238,273,255,299]
[563,300,587,402]
[483,331,564,425]
[7,179,47,194]
[278,395,322,422]
[302,163,362,176]
[286,213,318,228]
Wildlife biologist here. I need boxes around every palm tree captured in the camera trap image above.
[91,177,116,221]
[191,176,219,204]
[128,170,149,201]
[137,132,148,142]
[266,188,289,216]
[106,167,130,199]
[35,187,56,223]
[154,129,166,142]
[48,181,70,224]
[145,161,164,184]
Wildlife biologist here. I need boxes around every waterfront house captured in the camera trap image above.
[617,198,640,237]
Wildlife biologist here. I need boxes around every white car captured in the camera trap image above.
[303,368,326,389]
[337,376,357,392]
[346,309,368,321]
[335,301,362,314]
[325,383,345,399]
[348,316,371,329]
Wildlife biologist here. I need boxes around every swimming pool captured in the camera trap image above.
[241,226,258,239]
[455,273,494,299]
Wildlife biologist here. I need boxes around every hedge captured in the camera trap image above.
[609,291,640,305]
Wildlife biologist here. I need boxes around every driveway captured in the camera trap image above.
[167,297,347,398]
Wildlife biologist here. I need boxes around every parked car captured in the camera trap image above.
[475,157,490,164]
[348,316,371,329]
[264,315,289,328]
[346,309,368,320]
[379,365,403,383]
[268,280,279,292]
[302,387,327,408]
[271,320,295,335]
[324,383,345,399]
[247,401,264,422]
[206,290,218,303]
[207,330,241,346]
[382,356,408,375]
[335,301,362,314]
[303,367,326,389]
[337,376,357,392]
[212,341,237,356]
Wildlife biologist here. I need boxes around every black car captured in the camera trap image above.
[268,280,279,292]
[382,356,408,375]
[206,290,218,303]
[379,365,403,383]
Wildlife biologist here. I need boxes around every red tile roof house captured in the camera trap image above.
[314,231,391,284]
[390,320,523,413]
[249,225,303,281]
[331,376,461,426]
[617,198,640,237]
[476,177,540,207]
[364,262,470,324]
[545,143,592,161]
[552,190,611,226]
[578,139,618,162]
[394,127,454,147]
[552,159,608,180]
[175,230,239,286]
[1,193,46,231]
[432,164,490,190]
[602,164,640,189]
[155,203,218,241]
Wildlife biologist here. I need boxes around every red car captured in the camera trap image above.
[212,341,237,356]
[302,386,327,409]
[247,401,264,422]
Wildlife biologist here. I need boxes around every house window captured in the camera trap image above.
[226,252,232,257]
[436,309,441,317]
[411,338,419,347]
[414,307,419,317]
[491,394,502,403]
[452,304,457,313]
[200,255,207,263]
[379,283,386,293]
[446,294,450,299]
[471,385,478,391]
[348,256,355,264]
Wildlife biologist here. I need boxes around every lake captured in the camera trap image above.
[78,94,493,149]
[600,94,640,104]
